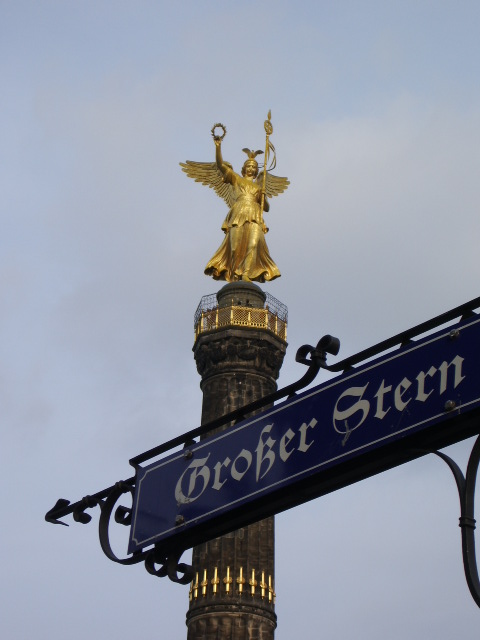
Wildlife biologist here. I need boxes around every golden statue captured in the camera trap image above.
[180,113,289,282]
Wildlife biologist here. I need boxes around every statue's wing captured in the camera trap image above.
[257,171,290,198]
[180,161,235,208]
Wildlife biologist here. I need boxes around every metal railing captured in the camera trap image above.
[194,292,288,341]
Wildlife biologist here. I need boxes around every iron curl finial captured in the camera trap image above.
[431,433,480,608]
[145,548,194,585]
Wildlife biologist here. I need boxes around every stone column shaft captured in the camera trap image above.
[187,283,287,640]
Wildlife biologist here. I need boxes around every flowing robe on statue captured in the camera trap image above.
[205,167,280,282]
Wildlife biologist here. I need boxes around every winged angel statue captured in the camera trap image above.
[180,116,289,282]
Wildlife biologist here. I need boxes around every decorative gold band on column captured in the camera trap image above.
[189,566,275,603]
[194,290,288,343]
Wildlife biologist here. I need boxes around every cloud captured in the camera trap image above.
[2,3,480,639]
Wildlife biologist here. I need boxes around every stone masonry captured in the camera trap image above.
[186,282,287,640]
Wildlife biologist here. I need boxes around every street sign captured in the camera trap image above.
[128,316,480,555]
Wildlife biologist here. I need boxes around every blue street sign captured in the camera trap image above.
[128,316,480,554]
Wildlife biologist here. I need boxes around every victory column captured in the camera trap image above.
[181,113,289,638]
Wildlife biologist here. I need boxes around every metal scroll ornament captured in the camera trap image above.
[181,112,289,283]
[45,296,480,604]
[432,435,480,607]
[46,481,194,584]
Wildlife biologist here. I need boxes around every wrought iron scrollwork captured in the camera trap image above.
[74,494,103,524]
[46,480,194,582]
[45,334,332,584]
[431,434,480,608]
[145,548,194,585]
[98,481,143,566]
[46,295,480,595]
[44,335,331,583]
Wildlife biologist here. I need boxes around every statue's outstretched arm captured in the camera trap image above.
[215,140,229,177]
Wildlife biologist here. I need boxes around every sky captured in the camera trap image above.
[2,1,480,638]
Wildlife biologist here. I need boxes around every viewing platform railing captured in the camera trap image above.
[194,291,287,342]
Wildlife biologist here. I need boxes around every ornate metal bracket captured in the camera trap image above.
[430,434,480,608]
[45,294,480,590]
[45,480,194,583]
[45,336,334,583]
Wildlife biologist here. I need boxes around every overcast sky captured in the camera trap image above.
[2,1,480,638]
